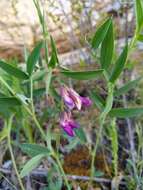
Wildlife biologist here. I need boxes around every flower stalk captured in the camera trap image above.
[90,83,114,183]
[7,115,25,190]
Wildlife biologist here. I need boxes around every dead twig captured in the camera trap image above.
[0,167,126,185]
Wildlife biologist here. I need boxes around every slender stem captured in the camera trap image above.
[33,0,49,64]
[7,115,25,190]
[90,119,104,180]
[30,76,34,114]
[0,76,16,95]
[45,68,52,96]
[29,76,47,140]
[0,172,17,190]
[32,112,47,140]
[44,39,49,64]
[110,118,118,177]
[53,152,71,190]
[90,83,114,184]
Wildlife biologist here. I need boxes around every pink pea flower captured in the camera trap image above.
[60,111,79,137]
[60,86,92,110]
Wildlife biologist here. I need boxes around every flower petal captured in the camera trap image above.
[68,88,82,110]
[64,98,75,110]
[69,120,79,129]
[60,86,75,109]
[62,125,75,137]
[80,96,92,107]
[60,111,78,137]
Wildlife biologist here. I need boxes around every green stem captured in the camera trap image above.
[53,152,71,190]
[90,83,114,184]
[0,76,16,95]
[129,34,137,51]
[29,76,47,140]
[45,67,52,96]
[32,112,47,140]
[7,115,25,190]
[90,118,104,181]
[30,76,34,114]
[110,118,118,177]
[33,0,49,64]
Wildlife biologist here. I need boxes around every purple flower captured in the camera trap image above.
[60,86,92,110]
[80,97,92,107]
[60,111,79,137]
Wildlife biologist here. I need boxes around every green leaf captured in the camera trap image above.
[59,65,70,71]
[49,53,57,69]
[49,36,59,68]
[23,69,47,84]
[27,41,43,76]
[135,0,143,33]
[32,69,47,81]
[65,138,78,150]
[48,180,62,190]
[127,159,135,170]
[61,69,103,80]
[91,18,112,49]
[19,143,50,157]
[0,92,6,97]
[33,88,45,97]
[50,36,58,62]
[114,77,142,97]
[110,45,128,83]
[20,154,45,178]
[90,91,105,110]
[0,60,29,80]
[109,107,143,118]
[16,94,30,105]
[100,20,114,70]
[47,166,62,190]
[0,97,21,107]
[74,128,87,143]
[137,34,143,42]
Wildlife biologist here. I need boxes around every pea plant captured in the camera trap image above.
[0,0,143,189]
